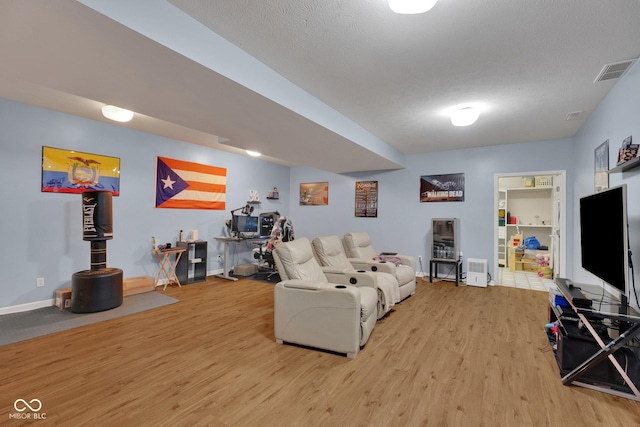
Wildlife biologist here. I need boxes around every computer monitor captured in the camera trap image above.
[259,212,279,238]
[231,215,259,237]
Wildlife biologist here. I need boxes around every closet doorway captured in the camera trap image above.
[493,171,566,287]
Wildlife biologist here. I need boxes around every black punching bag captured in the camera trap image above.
[71,190,123,313]
[82,190,113,242]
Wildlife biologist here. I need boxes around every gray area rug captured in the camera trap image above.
[0,292,178,346]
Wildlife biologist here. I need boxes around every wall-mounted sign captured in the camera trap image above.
[420,173,465,202]
[355,181,378,217]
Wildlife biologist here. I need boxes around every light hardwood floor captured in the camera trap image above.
[1,277,638,426]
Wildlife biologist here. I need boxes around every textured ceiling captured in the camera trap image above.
[169,0,640,154]
[1,0,640,173]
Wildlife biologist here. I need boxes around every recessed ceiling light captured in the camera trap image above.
[101,105,134,122]
[246,150,261,157]
[388,0,438,14]
[451,107,479,127]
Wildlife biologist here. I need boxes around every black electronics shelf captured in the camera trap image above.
[547,302,640,395]
[176,241,207,284]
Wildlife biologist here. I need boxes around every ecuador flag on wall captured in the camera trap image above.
[155,156,226,210]
[42,146,120,195]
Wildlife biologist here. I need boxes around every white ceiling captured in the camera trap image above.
[1,0,640,173]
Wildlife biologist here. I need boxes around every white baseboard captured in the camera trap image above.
[1,270,227,313]
[0,298,54,315]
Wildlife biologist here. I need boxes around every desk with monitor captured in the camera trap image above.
[215,211,278,281]
[213,236,269,281]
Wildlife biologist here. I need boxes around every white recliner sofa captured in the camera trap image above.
[311,235,399,318]
[273,238,378,358]
[342,232,416,302]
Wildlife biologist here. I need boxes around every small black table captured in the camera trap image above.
[429,259,463,286]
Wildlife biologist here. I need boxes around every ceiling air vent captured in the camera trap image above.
[594,59,636,82]
[565,111,582,121]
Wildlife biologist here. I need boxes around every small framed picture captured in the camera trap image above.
[594,140,609,192]
[299,182,328,206]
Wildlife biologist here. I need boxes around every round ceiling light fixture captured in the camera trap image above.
[246,150,262,157]
[388,0,438,14]
[450,107,479,127]
[101,105,134,122]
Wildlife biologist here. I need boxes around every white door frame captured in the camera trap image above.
[493,170,567,282]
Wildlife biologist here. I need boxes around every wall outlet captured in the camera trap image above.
[217,255,223,263]
[418,255,423,263]
[36,277,45,287]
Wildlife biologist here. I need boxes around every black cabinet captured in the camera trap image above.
[176,241,207,284]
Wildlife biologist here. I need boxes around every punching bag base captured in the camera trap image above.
[71,268,123,313]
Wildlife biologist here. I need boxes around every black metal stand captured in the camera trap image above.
[429,259,462,286]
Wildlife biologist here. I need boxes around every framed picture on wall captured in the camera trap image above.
[594,140,609,193]
[355,181,378,217]
[420,173,465,202]
[299,182,328,205]
[41,146,121,195]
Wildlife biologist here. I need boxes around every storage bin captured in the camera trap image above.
[54,288,72,309]
[535,176,552,187]
[538,266,552,279]
[508,248,524,272]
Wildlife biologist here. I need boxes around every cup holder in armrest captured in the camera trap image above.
[335,285,347,289]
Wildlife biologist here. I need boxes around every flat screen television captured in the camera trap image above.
[579,184,629,312]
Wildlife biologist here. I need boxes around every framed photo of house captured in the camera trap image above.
[41,146,120,195]
[355,181,378,217]
[594,140,609,193]
[299,182,328,206]
[420,173,465,202]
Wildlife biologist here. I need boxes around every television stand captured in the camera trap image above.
[548,278,640,401]
[429,258,462,286]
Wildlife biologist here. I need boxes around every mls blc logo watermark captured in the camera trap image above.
[9,399,46,420]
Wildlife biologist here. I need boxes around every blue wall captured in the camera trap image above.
[288,140,574,278]
[571,61,640,312]
[0,99,289,310]
[2,59,639,312]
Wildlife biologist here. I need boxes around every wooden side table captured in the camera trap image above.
[154,247,186,290]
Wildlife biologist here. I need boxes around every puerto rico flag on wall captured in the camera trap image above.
[155,156,226,210]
